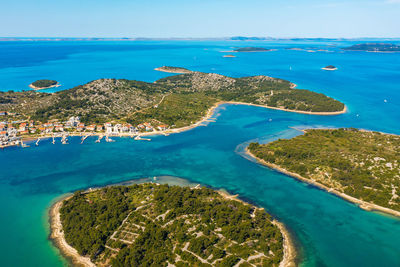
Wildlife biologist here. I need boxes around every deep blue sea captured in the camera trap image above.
[0,40,399,267]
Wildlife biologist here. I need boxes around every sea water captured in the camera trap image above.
[0,40,399,267]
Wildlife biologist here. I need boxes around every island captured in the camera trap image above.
[321,65,337,71]
[234,47,273,52]
[29,79,60,90]
[223,55,236,58]
[342,43,400,52]
[0,68,345,147]
[50,183,296,266]
[154,66,192,74]
[247,128,400,217]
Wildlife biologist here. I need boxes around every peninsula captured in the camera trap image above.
[247,128,400,217]
[50,183,296,266]
[234,47,273,52]
[29,79,60,90]
[343,43,400,52]
[0,68,345,147]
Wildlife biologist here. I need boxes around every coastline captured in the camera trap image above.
[217,190,297,267]
[5,100,345,149]
[49,183,296,267]
[49,195,96,267]
[29,83,61,90]
[245,148,400,218]
[225,101,347,116]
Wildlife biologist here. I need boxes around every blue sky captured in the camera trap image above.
[1,0,399,38]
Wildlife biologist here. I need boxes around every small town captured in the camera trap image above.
[0,111,169,148]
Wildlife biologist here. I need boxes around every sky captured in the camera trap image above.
[0,0,399,38]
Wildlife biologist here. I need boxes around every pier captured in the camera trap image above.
[95,135,103,143]
[81,134,91,144]
[61,134,69,145]
[105,135,115,142]
[134,136,151,141]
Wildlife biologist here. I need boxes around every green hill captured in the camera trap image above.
[59,183,285,266]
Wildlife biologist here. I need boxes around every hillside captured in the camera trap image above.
[248,129,400,213]
[58,183,286,266]
[0,70,345,126]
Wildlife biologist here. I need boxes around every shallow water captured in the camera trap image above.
[0,40,399,267]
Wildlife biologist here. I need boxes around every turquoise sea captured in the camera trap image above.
[0,40,399,267]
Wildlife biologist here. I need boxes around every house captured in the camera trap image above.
[18,123,27,132]
[96,125,103,131]
[86,125,96,131]
[157,124,168,131]
[0,111,7,116]
[65,116,80,127]
[19,130,29,135]
[0,131,7,136]
[113,124,122,133]
[45,127,54,133]
[106,126,113,134]
[77,123,85,131]
[55,125,64,132]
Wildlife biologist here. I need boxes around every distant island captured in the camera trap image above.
[29,79,60,90]
[321,65,337,71]
[154,66,192,74]
[234,47,273,52]
[343,43,400,52]
[247,128,400,217]
[50,183,295,266]
[0,68,345,147]
[223,54,236,58]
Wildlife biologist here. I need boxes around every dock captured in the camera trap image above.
[81,134,91,144]
[61,134,69,145]
[95,135,103,143]
[105,135,115,142]
[134,136,151,141]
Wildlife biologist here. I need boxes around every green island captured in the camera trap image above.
[52,183,293,266]
[343,43,400,52]
[154,66,193,74]
[234,47,273,52]
[1,69,344,126]
[248,128,400,216]
[29,79,59,90]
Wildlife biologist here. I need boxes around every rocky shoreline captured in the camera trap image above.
[245,148,400,218]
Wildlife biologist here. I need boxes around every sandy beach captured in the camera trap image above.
[49,195,96,267]
[245,148,400,218]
